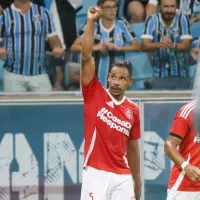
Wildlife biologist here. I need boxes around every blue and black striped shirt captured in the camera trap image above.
[142,12,192,78]
[79,18,136,88]
[0,3,56,75]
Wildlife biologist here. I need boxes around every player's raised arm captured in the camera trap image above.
[81,7,102,86]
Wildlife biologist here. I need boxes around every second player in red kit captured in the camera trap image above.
[165,100,200,200]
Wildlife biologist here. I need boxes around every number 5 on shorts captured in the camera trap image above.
[89,192,94,200]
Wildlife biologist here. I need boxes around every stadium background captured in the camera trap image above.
[0,92,192,200]
[0,0,198,199]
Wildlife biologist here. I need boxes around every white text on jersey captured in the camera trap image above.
[97,108,132,136]
[194,136,200,143]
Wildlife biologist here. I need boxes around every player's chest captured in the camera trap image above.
[96,102,134,137]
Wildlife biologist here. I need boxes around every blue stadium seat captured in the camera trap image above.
[189,64,197,89]
[76,0,94,32]
[131,23,144,44]
[0,60,4,91]
[76,14,87,32]
[0,60,4,81]
[126,23,153,90]
[118,0,125,18]
[191,21,200,38]
[77,0,94,16]
[126,52,153,90]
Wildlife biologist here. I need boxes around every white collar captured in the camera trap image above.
[99,18,115,33]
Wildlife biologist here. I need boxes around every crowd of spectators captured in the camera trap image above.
[0,0,200,92]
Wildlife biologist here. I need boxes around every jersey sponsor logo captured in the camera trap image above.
[194,132,200,143]
[0,132,80,199]
[95,34,101,41]
[106,101,114,108]
[124,108,133,120]
[32,15,43,22]
[171,27,181,37]
[115,33,122,42]
[97,108,132,136]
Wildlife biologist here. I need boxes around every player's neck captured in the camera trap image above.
[108,89,124,102]
[101,17,115,29]
[14,0,31,13]
[114,95,123,101]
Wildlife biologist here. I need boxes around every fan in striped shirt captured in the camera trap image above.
[0,0,64,92]
[141,0,192,90]
[71,0,141,88]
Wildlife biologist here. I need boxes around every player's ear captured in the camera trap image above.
[128,78,133,87]
[108,73,111,82]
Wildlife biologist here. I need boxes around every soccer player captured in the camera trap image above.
[164,100,200,200]
[80,6,141,200]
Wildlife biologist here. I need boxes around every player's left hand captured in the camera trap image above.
[106,42,121,51]
[134,182,142,200]
[52,47,64,58]
[191,48,200,61]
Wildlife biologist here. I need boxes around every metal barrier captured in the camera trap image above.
[0,92,193,200]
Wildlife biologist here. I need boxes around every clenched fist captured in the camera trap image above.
[87,6,102,22]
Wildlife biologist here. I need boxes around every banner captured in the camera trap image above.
[0,99,192,200]
[0,102,84,200]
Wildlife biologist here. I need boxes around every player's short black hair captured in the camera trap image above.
[110,60,132,77]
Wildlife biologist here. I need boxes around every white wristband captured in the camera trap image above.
[148,0,158,6]
[181,161,189,170]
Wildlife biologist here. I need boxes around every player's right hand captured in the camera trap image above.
[87,6,102,22]
[0,48,9,59]
[184,164,200,182]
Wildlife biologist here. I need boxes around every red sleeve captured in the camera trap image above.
[81,76,103,103]
[129,111,141,140]
[170,115,190,139]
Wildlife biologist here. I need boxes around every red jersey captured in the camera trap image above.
[168,100,200,191]
[82,76,140,174]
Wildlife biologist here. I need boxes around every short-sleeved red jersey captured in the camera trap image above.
[168,100,200,191]
[82,77,140,174]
